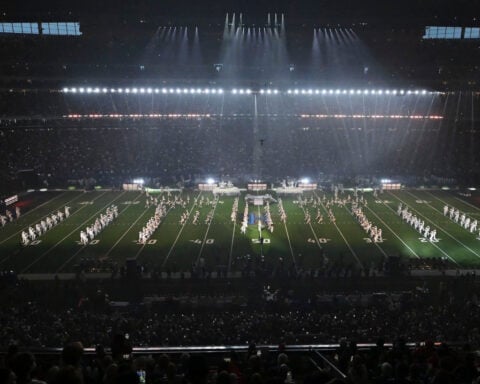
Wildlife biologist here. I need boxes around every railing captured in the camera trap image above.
[13,341,446,355]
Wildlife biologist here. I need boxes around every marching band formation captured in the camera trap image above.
[79,205,118,245]
[21,206,70,246]
[263,202,274,233]
[398,203,437,242]
[14,188,480,251]
[443,204,478,234]
[352,203,383,243]
[240,203,249,234]
[1,207,21,227]
[277,198,287,224]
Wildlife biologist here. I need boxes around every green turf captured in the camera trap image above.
[1,188,480,274]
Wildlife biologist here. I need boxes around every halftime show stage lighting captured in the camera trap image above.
[62,87,437,96]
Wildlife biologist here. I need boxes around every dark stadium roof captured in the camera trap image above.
[2,0,479,26]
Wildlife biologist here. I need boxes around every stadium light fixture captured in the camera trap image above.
[211,88,217,94]
[94,88,100,93]
[294,89,299,94]
[267,89,272,94]
[322,89,327,94]
[245,89,251,94]
[206,177,215,185]
[219,88,225,94]
[349,89,354,94]
[86,87,92,93]
[232,89,238,94]
[117,88,123,93]
[133,178,145,185]
[132,88,138,93]
[147,88,153,94]
[315,89,320,94]
[125,88,131,93]
[102,88,108,93]
[79,88,85,93]
[414,90,419,95]
[273,89,279,94]
[239,89,244,94]
[63,87,69,93]
[300,177,310,184]
[421,90,427,95]
[71,88,77,93]
[110,88,116,93]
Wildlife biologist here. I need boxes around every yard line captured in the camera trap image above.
[365,201,420,259]
[342,205,388,258]
[314,191,364,270]
[451,195,480,213]
[227,210,237,274]
[20,191,128,273]
[403,190,480,260]
[0,191,85,245]
[426,191,480,218]
[162,192,201,267]
[278,205,296,267]
[425,191,480,229]
[196,196,220,265]
[56,193,145,272]
[100,193,146,259]
[385,192,462,265]
[297,201,325,258]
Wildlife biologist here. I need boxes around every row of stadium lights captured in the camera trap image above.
[64,113,442,119]
[62,87,433,95]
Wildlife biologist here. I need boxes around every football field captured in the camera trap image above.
[1,188,480,274]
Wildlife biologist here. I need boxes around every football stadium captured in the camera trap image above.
[1,0,480,383]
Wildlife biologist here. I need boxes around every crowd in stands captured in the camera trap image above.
[0,275,478,348]
[1,283,480,383]
[2,338,480,384]
[1,108,479,196]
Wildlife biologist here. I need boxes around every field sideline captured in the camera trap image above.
[1,188,480,274]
